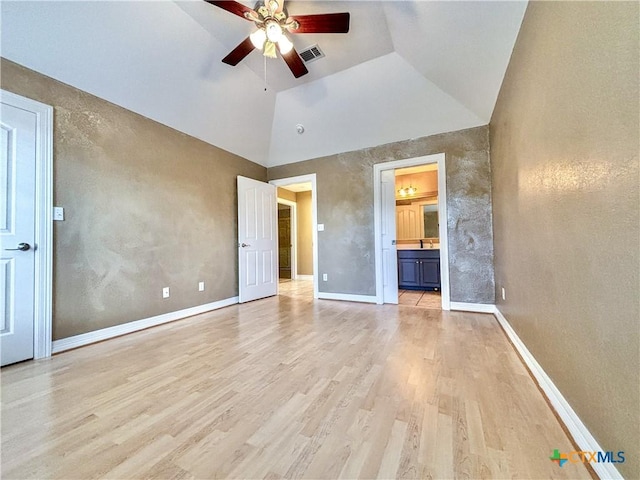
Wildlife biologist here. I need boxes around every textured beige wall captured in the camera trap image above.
[269,126,494,302]
[490,2,639,478]
[295,191,313,275]
[1,58,267,340]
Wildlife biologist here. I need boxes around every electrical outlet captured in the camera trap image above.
[198,281,205,292]
[322,273,328,281]
[162,287,170,299]
[501,287,506,301]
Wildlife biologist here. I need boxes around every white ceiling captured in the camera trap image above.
[0,1,527,168]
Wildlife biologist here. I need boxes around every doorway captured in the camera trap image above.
[373,153,451,310]
[270,174,318,299]
[277,201,295,280]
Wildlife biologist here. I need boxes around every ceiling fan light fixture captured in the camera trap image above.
[265,20,283,42]
[278,35,293,54]
[250,28,266,49]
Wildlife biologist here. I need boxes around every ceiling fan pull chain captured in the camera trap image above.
[264,54,267,92]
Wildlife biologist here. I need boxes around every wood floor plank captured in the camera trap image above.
[1,279,592,479]
[377,419,409,479]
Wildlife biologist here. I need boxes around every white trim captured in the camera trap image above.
[317,292,377,304]
[450,302,496,314]
[295,275,313,280]
[269,174,318,299]
[277,198,297,280]
[493,308,623,480]
[1,90,54,359]
[373,154,451,310]
[52,296,239,354]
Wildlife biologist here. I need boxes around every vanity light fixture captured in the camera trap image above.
[397,185,418,197]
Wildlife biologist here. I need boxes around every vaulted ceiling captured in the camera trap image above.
[1,1,527,167]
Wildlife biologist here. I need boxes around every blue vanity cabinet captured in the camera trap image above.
[398,256,421,288]
[397,249,441,290]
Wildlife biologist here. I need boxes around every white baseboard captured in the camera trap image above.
[317,292,377,304]
[450,302,496,314]
[295,275,313,280]
[493,308,622,480]
[52,296,239,354]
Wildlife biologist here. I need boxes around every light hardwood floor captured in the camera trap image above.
[1,280,592,479]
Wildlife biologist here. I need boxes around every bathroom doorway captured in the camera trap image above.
[373,153,451,309]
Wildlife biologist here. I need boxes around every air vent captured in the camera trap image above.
[299,45,325,64]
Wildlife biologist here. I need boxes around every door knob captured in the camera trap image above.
[241,243,251,248]
[5,242,31,251]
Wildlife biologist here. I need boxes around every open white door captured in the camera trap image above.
[238,176,277,303]
[1,100,37,365]
[381,169,398,304]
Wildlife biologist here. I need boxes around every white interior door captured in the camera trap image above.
[1,101,37,366]
[381,169,398,304]
[238,176,277,303]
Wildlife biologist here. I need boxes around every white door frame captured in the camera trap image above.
[1,89,53,359]
[277,198,297,280]
[373,153,451,310]
[269,174,318,299]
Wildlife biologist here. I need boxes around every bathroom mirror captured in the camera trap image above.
[423,204,439,238]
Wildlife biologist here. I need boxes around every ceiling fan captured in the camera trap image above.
[206,0,350,78]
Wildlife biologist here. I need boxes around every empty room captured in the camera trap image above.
[1,1,638,479]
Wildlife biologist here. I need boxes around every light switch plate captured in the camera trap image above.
[198,281,205,292]
[317,224,325,231]
[53,207,64,221]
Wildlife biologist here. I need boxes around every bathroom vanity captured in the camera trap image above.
[397,249,441,290]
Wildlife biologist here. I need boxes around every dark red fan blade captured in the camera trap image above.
[205,1,254,20]
[222,37,255,66]
[281,48,309,78]
[289,12,350,34]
